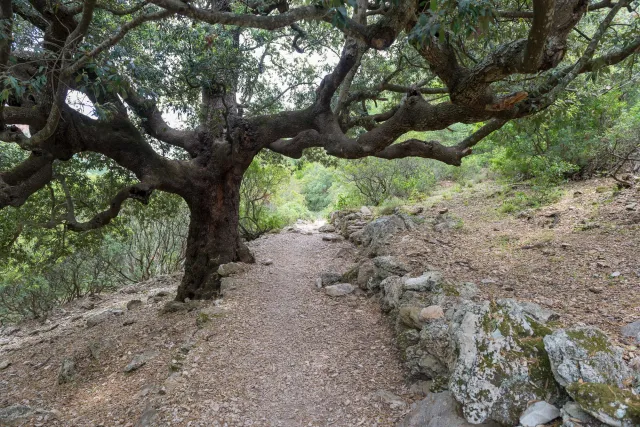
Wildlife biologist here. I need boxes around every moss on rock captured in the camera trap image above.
[567,382,640,426]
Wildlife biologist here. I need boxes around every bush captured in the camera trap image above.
[340,157,436,206]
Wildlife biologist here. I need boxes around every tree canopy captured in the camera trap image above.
[1,0,639,299]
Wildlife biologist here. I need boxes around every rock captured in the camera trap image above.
[610,271,622,278]
[360,206,372,216]
[404,319,452,379]
[0,360,10,370]
[318,224,336,233]
[88,339,112,360]
[399,306,425,330]
[322,234,344,242]
[543,326,632,388]
[58,358,76,384]
[325,283,355,297]
[567,382,640,427]
[373,255,409,279]
[217,262,246,277]
[439,208,449,215]
[79,300,95,310]
[561,401,602,427]
[123,319,136,326]
[404,271,443,292]
[621,321,640,344]
[405,205,424,215]
[127,299,143,310]
[86,311,111,328]
[420,305,444,321]
[449,299,561,426]
[261,259,273,266]
[0,405,35,426]
[159,300,198,314]
[381,276,405,312]
[136,406,158,427]
[519,401,561,427]
[356,260,376,290]
[110,309,124,316]
[626,203,638,211]
[518,301,560,323]
[124,351,158,373]
[359,214,415,254]
[399,391,501,427]
[589,287,605,294]
[408,380,432,397]
[318,272,343,288]
[373,389,405,409]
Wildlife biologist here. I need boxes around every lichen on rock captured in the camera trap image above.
[567,382,640,427]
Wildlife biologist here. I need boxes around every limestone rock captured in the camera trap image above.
[325,283,355,297]
[136,406,158,427]
[217,262,246,277]
[319,272,343,287]
[360,214,415,255]
[381,276,404,312]
[449,299,561,426]
[58,358,76,384]
[399,306,424,330]
[621,320,640,344]
[356,260,376,290]
[405,319,452,379]
[519,401,561,427]
[322,234,344,242]
[360,206,372,216]
[373,255,409,280]
[318,224,336,233]
[404,271,443,292]
[399,392,501,427]
[419,305,444,321]
[159,300,198,314]
[543,326,631,388]
[0,360,10,370]
[567,382,640,427]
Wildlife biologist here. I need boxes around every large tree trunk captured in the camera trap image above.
[176,171,254,301]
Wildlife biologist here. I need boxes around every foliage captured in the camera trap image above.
[339,157,437,206]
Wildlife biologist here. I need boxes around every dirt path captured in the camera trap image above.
[158,230,409,425]
[0,228,410,426]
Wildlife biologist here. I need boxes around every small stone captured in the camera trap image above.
[57,358,76,384]
[86,312,111,328]
[360,206,372,216]
[621,321,640,344]
[519,401,560,427]
[261,259,273,266]
[419,305,445,321]
[626,203,637,211]
[373,390,406,409]
[318,272,343,287]
[126,300,143,310]
[123,319,136,326]
[153,290,170,297]
[589,287,604,294]
[325,283,355,297]
[322,234,344,242]
[610,271,621,278]
[217,262,246,277]
[110,309,124,316]
[3,326,20,336]
[318,224,336,233]
[480,278,497,284]
[0,360,10,370]
[438,208,449,215]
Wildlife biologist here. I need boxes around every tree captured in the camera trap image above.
[1,0,638,300]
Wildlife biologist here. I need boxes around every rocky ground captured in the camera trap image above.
[384,178,639,350]
[0,231,412,426]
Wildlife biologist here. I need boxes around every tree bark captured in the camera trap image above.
[177,171,254,301]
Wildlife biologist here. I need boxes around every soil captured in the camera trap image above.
[0,229,411,426]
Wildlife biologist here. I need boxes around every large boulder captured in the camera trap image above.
[448,299,561,426]
[543,326,632,388]
[399,391,501,427]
